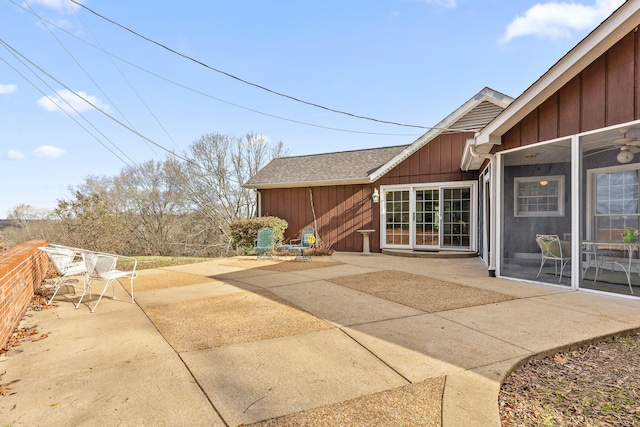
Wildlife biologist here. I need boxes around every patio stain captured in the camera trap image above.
[329,270,516,313]
[134,270,218,291]
[250,377,444,427]
[143,289,333,352]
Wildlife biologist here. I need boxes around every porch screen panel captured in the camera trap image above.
[595,169,640,240]
[385,190,410,245]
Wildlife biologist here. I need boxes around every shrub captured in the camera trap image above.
[230,217,288,251]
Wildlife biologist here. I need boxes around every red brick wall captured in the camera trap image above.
[0,240,48,349]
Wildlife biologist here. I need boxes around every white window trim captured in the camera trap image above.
[379,181,477,251]
[514,175,565,217]
[586,163,640,240]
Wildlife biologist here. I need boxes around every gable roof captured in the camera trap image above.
[246,87,512,189]
[368,87,512,181]
[462,1,640,171]
[245,145,408,188]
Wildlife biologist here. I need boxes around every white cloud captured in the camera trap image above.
[424,0,456,7]
[7,150,24,160]
[37,89,107,115]
[27,0,83,12]
[0,84,17,95]
[501,0,624,43]
[33,145,65,158]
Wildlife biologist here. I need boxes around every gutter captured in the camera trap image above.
[468,139,497,277]
[255,189,262,217]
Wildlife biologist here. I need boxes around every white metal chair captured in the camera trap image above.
[77,251,137,312]
[535,234,571,282]
[38,246,87,304]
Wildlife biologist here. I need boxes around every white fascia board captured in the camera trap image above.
[476,1,640,146]
[369,89,511,182]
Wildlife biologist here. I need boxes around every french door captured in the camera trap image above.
[382,183,475,250]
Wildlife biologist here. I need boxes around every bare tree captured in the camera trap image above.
[54,185,129,254]
[113,159,188,255]
[174,132,288,252]
[5,132,288,256]
[3,204,57,247]
[6,204,52,228]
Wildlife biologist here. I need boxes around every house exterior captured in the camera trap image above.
[247,0,640,296]
[245,88,512,254]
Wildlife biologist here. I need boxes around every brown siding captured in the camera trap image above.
[496,29,640,151]
[539,93,559,141]
[581,56,606,131]
[378,132,476,186]
[259,131,477,252]
[606,32,635,125]
[558,75,581,137]
[260,184,378,252]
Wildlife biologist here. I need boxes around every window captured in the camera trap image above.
[514,175,564,217]
[593,168,640,240]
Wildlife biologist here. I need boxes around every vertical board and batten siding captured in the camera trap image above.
[259,131,476,252]
[376,132,478,186]
[260,185,378,252]
[499,30,640,150]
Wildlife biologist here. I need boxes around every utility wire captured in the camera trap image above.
[7,0,420,137]
[0,40,136,168]
[21,0,162,161]
[67,0,433,130]
[0,39,182,159]
[63,0,182,152]
[0,37,249,185]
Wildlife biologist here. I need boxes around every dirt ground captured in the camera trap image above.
[499,331,640,427]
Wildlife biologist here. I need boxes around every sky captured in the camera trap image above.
[0,0,626,218]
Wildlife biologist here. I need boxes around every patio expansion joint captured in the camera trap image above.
[430,312,536,356]
[342,311,430,329]
[133,299,229,426]
[175,352,230,427]
[253,276,321,289]
[338,326,413,386]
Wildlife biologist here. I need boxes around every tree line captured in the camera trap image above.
[2,132,287,257]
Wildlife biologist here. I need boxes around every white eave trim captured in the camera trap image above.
[476,1,640,147]
[244,177,370,189]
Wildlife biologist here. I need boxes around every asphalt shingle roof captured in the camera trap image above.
[245,145,408,188]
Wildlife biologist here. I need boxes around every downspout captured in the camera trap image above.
[468,140,497,277]
[255,189,262,218]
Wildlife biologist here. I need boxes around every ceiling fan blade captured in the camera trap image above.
[584,146,618,157]
[614,137,635,145]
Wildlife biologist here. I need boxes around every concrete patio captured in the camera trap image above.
[1,253,640,426]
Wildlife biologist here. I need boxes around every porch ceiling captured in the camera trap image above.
[502,125,640,167]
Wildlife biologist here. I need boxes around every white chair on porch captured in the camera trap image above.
[535,234,571,282]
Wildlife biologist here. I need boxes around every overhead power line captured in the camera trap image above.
[8,0,420,137]
[68,0,432,130]
[0,39,136,168]
[22,0,163,161]
[0,37,246,185]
